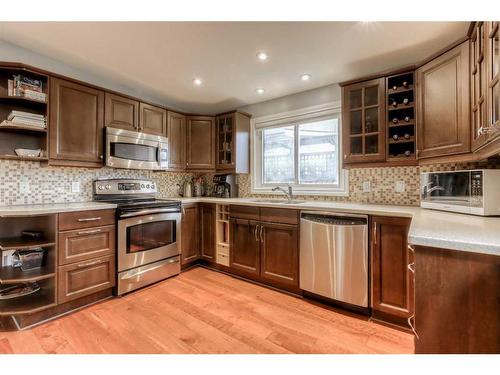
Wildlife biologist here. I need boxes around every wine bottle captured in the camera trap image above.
[392,117,399,124]
[403,81,409,88]
[391,100,398,107]
[404,133,410,140]
[403,98,409,105]
[392,85,398,91]
[404,150,411,157]
[404,116,410,122]
[393,134,399,141]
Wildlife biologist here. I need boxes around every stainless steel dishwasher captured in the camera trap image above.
[300,211,368,308]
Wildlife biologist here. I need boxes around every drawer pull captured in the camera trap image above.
[77,217,102,222]
[77,229,102,235]
[77,259,104,268]
[408,315,419,339]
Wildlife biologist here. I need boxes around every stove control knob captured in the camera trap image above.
[105,185,111,190]
[141,184,145,189]
[151,184,155,189]
[146,184,150,189]
[97,185,103,190]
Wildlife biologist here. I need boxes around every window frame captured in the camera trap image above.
[251,102,348,196]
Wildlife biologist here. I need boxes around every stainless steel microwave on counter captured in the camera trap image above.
[420,169,500,216]
[105,127,168,170]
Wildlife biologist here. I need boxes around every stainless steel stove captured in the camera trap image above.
[93,179,181,295]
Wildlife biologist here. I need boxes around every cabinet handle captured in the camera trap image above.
[77,217,101,222]
[373,223,377,246]
[77,259,103,268]
[77,229,102,235]
[254,225,259,242]
[182,206,186,216]
[408,262,415,274]
[408,244,415,253]
[259,225,264,243]
[408,315,419,339]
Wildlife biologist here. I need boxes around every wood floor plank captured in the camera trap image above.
[0,267,414,354]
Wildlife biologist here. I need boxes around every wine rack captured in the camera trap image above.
[386,71,416,161]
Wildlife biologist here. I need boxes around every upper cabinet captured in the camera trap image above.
[186,116,215,170]
[104,93,139,132]
[416,41,470,160]
[215,111,250,173]
[167,111,186,171]
[139,102,167,136]
[342,78,386,164]
[49,78,104,167]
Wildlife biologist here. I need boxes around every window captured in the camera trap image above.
[252,104,348,195]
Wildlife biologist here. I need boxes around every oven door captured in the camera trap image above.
[118,212,181,272]
[105,127,168,170]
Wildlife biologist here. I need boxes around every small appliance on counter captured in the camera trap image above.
[212,174,237,198]
[176,180,193,197]
[420,169,500,216]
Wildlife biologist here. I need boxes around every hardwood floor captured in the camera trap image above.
[0,267,414,354]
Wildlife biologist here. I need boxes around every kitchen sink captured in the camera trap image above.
[252,199,306,204]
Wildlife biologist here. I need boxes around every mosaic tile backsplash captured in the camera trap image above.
[1,160,499,206]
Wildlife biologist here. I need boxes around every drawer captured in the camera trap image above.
[216,252,230,267]
[217,244,229,256]
[58,255,115,304]
[59,209,116,231]
[58,225,115,266]
[229,205,259,221]
[260,207,298,225]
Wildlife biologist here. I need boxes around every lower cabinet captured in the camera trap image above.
[58,255,115,304]
[181,203,200,265]
[229,206,299,291]
[200,203,216,261]
[371,216,414,327]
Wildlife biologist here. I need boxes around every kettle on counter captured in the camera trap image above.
[176,180,193,198]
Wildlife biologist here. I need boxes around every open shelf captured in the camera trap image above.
[0,121,47,133]
[388,122,415,128]
[0,266,55,284]
[0,237,55,251]
[0,154,48,162]
[0,283,56,316]
[388,103,415,111]
[0,95,47,105]
[387,85,414,94]
[389,136,415,144]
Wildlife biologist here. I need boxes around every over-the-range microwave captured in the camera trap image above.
[420,169,500,216]
[105,127,168,170]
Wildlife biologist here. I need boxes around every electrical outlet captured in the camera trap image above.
[362,181,371,193]
[71,181,81,193]
[395,181,406,193]
[19,176,29,194]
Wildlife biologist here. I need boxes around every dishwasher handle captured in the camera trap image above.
[301,213,367,226]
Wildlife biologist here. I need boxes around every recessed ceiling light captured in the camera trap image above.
[256,88,265,94]
[300,74,312,81]
[256,52,268,61]
[193,78,202,86]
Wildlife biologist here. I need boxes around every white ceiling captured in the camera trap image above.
[0,22,469,114]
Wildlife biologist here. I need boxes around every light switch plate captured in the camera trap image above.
[71,181,81,193]
[19,176,29,194]
[395,181,405,193]
[362,181,371,193]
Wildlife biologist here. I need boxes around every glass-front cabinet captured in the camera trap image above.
[216,113,235,169]
[215,111,251,173]
[342,78,386,164]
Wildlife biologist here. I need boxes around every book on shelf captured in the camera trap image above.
[4,110,47,128]
[0,119,46,130]
[7,74,47,102]
[8,110,46,121]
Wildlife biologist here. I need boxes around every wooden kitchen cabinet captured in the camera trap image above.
[260,222,299,288]
[167,111,186,170]
[342,78,386,164]
[181,203,200,266]
[416,41,470,159]
[139,102,167,136]
[414,245,500,353]
[186,116,215,170]
[104,93,139,132]
[215,111,250,173]
[229,217,260,277]
[371,216,414,327]
[49,78,105,167]
[200,203,216,262]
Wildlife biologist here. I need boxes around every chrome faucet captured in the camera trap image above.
[272,185,293,202]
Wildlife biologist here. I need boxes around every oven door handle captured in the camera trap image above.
[120,257,179,280]
[119,207,180,218]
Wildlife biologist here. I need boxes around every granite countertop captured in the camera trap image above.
[0,201,117,217]
[1,198,498,257]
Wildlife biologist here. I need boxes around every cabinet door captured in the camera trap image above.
[140,102,167,136]
[229,218,260,276]
[371,216,413,325]
[416,41,470,159]
[49,78,104,166]
[186,116,215,170]
[167,111,186,170]
[58,255,115,304]
[470,22,489,151]
[342,78,386,164]
[104,93,139,132]
[486,22,500,142]
[181,204,199,265]
[260,222,298,288]
[200,203,215,262]
[215,114,235,169]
